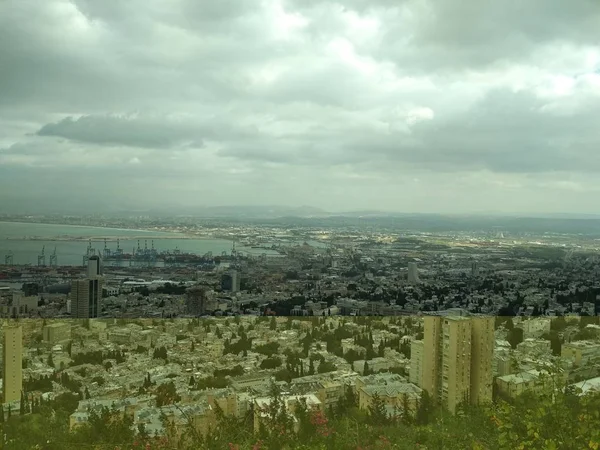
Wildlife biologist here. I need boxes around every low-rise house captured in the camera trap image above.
[562,341,600,366]
[496,369,566,399]
[253,394,322,433]
[357,381,422,418]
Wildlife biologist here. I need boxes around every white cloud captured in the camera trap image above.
[1,0,600,213]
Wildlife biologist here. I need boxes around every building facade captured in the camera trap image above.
[3,325,23,404]
[470,317,495,405]
[71,278,103,319]
[407,262,420,284]
[421,315,494,413]
[562,341,600,366]
[42,322,72,344]
[71,257,104,319]
[409,339,424,386]
[186,286,207,315]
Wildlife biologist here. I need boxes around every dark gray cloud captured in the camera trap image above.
[36,115,201,149]
[215,88,600,175]
[1,0,600,214]
[32,112,269,149]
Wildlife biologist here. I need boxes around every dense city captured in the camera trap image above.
[3,0,600,446]
[1,215,600,449]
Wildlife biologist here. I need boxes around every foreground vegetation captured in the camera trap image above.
[2,375,599,450]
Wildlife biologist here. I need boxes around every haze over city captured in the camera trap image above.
[1,0,600,215]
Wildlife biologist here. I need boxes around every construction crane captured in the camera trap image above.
[49,246,57,267]
[37,246,46,267]
[4,250,14,266]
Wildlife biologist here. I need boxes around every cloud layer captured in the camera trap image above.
[1,0,600,214]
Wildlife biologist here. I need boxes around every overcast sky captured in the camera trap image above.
[1,0,600,214]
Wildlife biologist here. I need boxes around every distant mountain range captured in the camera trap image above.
[142,205,330,218]
[3,200,600,226]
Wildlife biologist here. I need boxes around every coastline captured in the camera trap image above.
[0,221,222,241]
[0,220,163,234]
[3,235,214,242]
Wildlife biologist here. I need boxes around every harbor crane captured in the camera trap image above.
[4,251,14,265]
[37,246,46,267]
[103,239,111,259]
[49,247,57,267]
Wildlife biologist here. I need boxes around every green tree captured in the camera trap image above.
[260,356,282,370]
[257,381,295,450]
[507,327,524,349]
[415,389,433,425]
[541,330,563,356]
[19,391,25,415]
[490,380,600,449]
[505,317,515,330]
[317,360,337,374]
[367,393,389,425]
[155,381,181,407]
[71,406,135,448]
[337,385,358,416]
[363,361,371,375]
[401,393,413,424]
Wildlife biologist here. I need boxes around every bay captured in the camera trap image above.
[0,221,277,266]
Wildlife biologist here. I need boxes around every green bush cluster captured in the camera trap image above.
[2,376,599,450]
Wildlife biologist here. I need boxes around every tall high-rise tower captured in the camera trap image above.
[471,261,480,277]
[421,315,442,398]
[419,315,494,413]
[186,286,207,316]
[440,316,472,413]
[87,255,102,277]
[220,270,241,293]
[407,262,420,284]
[230,270,241,293]
[71,256,104,319]
[3,325,23,404]
[469,316,495,405]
